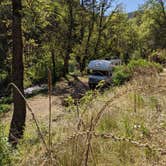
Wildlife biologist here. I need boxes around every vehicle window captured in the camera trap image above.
[90,70,108,76]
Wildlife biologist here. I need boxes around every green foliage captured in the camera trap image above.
[112,65,131,86]
[64,96,76,112]
[0,71,8,81]
[149,49,166,65]
[96,80,106,89]
[0,104,10,114]
[0,96,12,105]
[112,59,163,86]
[0,96,12,114]
[0,0,166,93]
[0,124,12,165]
[127,59,162,72]
[80,90,96,105]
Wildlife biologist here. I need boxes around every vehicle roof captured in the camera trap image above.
[88,60,113,71]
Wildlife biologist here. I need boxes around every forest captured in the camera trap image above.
[0,0,166,165]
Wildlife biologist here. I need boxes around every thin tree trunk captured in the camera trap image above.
[80,22,93,73]
[80,0,96,73]
[94,2,105,56]
[51,50,56,84]
[63,55,69,76]
[63,0,74,76]
[80,0,85,42]
[75,0,85,70]
[9,0,26,147]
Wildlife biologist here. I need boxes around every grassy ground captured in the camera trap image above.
[1,70,166,166]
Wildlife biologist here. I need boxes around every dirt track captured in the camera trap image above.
[2,69,166,124]
[27,77,88,119]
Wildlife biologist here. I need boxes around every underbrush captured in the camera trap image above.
[8,72,166,166]
[149,49,166,65]
[0,104,10,114]
[0,124,12,165]
[0,97,12,115]
[112,59,163,85]
[1,59,165,165]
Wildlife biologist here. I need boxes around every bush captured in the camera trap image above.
[112,59,163,86]
[112,66,132,86]
[0,104,10,114]
[0,124,12,165]
[149,49,166,65]
[0,96,12,114]
[127,59,163,73]
[0,96,12,105]
[0,71,8,81]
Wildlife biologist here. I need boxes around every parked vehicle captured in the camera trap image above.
[87,59,121,89]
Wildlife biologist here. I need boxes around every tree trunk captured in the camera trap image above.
[80,0,85,42]
[80,0,96,73]
[63,0,74,76]
[51,50,56,83]
[94,2,105,57]
[9,0,26,147]
[63,54,69,76]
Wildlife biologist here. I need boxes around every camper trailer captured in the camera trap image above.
[87,59,121,88]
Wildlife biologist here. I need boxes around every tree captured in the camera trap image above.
[94,0,114,57]
[143,0,166,49]
[9,0,26,146]
[79,0,96,72]
[63,0,75,76]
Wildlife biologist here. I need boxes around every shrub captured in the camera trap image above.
[0,71,8,81]
[0,97,12,114]
[112,59,163,86]
[127,59,163,73]
[0,96,12,105]
[112,66,132,86]
[0,104,10,114]
[0,124,12,165]
[149,49,166,65]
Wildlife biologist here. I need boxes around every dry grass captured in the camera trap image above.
[2,70,166,166]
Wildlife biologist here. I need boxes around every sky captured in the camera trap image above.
[117,0,145,12]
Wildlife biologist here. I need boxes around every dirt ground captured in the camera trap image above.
[2,69,166,127]
[1,76,89,124]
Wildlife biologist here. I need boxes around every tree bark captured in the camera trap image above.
[63,0,74,76]
[80,0,96,73]
[80,0,85,41]
[9,0,26,147]
[51,50,56,83]
[94,2,105,57]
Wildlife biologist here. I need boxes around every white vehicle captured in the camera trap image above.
[87,59,121,88]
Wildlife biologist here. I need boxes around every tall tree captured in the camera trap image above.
[80,0,96,72]
[144,0,166,49]
[9,0,26,146]
[63,0,74,76]
[93,1,105,56]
